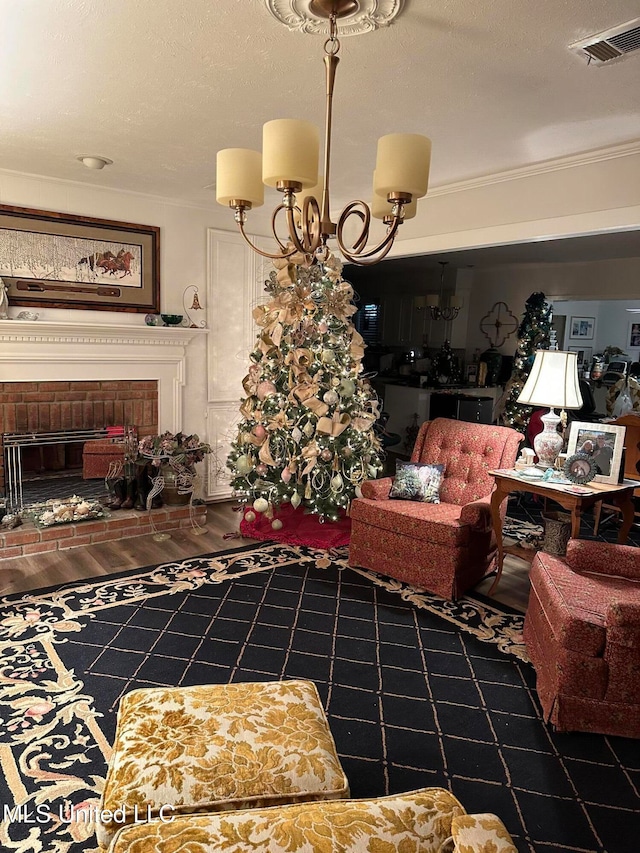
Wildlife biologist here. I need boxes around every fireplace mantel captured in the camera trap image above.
[0,320,208,432]
[0,319,205,345]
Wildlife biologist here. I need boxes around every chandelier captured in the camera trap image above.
[414,262,462,321]
[215,0,431,266]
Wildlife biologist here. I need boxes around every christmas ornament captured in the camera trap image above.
[291,491,302,509]
[330,473,344,491]
[323,390,339,405]
[321,349,336,364]
[339,378,355,397]
[292,426,302,443]
[255,463,268,475]
[257,381,277,400]
[253,497,269,513]
[303,422,315,438]
[271,519,283,531]
[321,448,333,461]
[253,424,267,440]
[281,467,292,483]
[245,510,256,523]
[235,455,252,475]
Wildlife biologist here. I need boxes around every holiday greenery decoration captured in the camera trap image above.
[228,250,384,523]
[500,292,553,431]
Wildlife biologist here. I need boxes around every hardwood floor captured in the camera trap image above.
[0,500,531,611]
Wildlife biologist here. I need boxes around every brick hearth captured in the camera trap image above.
[0,504,207,560]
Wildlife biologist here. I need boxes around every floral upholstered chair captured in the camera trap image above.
[349,418,523,600]
[524,539,640,737]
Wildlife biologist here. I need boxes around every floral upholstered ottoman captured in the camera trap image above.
[107,789,517,853]
[97,680,349,849]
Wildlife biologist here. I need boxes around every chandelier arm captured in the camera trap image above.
[302,195,323,251]
[283,206,316,256]
[336,225,399,265]
[237,220,299,261]
[336,201,402,262]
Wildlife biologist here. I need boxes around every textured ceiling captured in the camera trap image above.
[0,0,639,225]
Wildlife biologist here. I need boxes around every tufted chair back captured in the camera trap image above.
[411,419,523,506]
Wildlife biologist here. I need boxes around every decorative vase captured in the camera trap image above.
[160,462,193,506]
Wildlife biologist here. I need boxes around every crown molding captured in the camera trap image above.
[429,140,640,198]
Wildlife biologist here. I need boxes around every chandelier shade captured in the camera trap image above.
[262,119,320,189]
[374,133,432,197]
[215,0,431,265]
[216,148,264,207]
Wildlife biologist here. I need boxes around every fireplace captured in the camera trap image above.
[0,319,206,511]
[1,378,158,508]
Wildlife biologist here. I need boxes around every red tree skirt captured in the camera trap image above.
[240,502,351,549]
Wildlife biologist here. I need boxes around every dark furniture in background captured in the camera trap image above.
[429,392,494,424]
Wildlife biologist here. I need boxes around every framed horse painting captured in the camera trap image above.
[0,204,160,313]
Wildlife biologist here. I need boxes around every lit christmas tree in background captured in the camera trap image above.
[500,291,553,431]
[227,251,383,525]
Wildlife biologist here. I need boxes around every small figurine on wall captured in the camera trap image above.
[0,276,9,319]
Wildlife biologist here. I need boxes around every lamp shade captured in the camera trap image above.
[262,119,319,189]
[517,350,583,409]
[374,133,431,198]
[216,149,264,207]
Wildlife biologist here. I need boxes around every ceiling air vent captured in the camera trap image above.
[570,18,640,65]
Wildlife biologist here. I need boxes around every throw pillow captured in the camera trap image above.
[389,461,444,503]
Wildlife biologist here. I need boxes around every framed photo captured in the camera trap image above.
[466,364,478,384]
[568,345,592,368]
[566,421,626,485]
[0,204,160,313]
[569,316,595,340]
[628,321,640,350]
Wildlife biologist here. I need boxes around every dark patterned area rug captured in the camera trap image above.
[0,538,638,853]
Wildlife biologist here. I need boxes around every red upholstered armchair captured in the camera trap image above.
[524,539,640,738]
[348,418,523,600]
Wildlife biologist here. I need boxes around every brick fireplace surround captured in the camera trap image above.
[0,319,207,559]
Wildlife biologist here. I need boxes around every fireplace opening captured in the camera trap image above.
[1,380,159,510]
[3,428,127,509]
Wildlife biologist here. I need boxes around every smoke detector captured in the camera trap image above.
[570,17,640,65]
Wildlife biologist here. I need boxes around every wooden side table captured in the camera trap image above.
[488,469,636,595]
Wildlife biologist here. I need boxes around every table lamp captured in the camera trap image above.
[517,349,583,468]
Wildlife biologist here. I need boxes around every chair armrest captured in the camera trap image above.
[361,478,393,501]
[458,496,492,530]
[450,813,517,852]
[607,600,640,629]
[566,540,640,580]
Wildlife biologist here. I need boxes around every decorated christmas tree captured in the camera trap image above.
[227,250,384,525]
[500,292,553,431]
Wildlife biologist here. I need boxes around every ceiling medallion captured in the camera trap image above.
[265,0,404,35]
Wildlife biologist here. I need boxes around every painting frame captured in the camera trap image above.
[565,421,626,485]
[0,204,160,314]
[568,345,592,369]
[628,320,640,350]
[569,316,595,340]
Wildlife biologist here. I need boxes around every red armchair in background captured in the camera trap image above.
[348,418,523,600]
[524,539,640,738]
